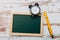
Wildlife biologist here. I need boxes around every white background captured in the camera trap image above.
[0,0,60,40]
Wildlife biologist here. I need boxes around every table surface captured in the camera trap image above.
[0,0,60,40]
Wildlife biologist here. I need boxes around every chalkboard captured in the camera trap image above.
[10,12,43,36]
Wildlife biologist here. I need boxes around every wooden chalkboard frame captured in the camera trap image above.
[10,12,44,36]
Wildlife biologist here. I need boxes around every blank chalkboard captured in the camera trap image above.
[10,12,43,36]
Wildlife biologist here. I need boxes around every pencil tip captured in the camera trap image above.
[51,35,54,38]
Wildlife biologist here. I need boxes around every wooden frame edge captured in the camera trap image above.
[10,12,44,37]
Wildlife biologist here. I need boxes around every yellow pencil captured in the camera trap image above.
[44,11,54,38]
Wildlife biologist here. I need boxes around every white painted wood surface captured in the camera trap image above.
[0,0,60,40]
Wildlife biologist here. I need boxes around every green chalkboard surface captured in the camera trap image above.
[12,14,41,34]
[10,12,43,36]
